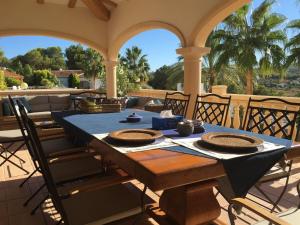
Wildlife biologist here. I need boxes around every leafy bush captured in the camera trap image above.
[117,64,139,96]
[0,71,7,90]
[68,73,80,88]
[31,70,58,87]
[41,78,55,88]
[5,77,21,87]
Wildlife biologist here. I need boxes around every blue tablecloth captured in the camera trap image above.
[52,110,292,196]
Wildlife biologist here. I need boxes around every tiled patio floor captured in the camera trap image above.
[1,145,299,225]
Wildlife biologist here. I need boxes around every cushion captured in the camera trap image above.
[49,95,70,104]
[0,129,23,143]
[50,103,70,111]
[136,97,153,107]
[28,111,51,119]
[2,97,31,116]
[30,104,51,112]
[27,96,49,105]
[126,97,139,108]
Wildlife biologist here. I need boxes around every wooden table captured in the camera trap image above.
[54,110,300,225]
[90,138,225,225]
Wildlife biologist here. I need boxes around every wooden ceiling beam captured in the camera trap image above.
[68,0,77,8]
[37,0,44,4]
[82,0,110,21]
[101,0,117,9]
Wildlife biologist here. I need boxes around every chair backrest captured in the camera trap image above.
[243,97,300,140]
[163,92,191,117]
[9,97,40,167]
[16,100,40,165]
[192,94,231,126]
[26,117,69,224]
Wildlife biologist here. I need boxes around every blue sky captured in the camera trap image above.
[0,0,299,71]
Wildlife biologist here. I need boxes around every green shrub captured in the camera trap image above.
[31,70,58,87]
[68,73,80,88]
[5,77,21,87]
[0,71,7,90]
[41,78,55,88]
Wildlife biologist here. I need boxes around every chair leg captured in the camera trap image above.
[133,185,148,225]
[19,168,39,188]
[24,183,46,207]
[228,204,237,225]
[0,142,25,166]
[0,142,28,174]
[0,143,26,163]
[31,194,49,215]
[253,185,282,212]
[0,154,29,174]
[254,161,293,213]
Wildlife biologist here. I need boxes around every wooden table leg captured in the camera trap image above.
[158,180,221,225]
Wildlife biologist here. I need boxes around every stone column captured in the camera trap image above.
[104,60,118,98]
[176,47,210,118]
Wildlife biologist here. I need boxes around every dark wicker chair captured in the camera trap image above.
[16,100,109,215]
[192,93,231,126]
[26,116,140,225]
[163,92,191,117]
[243,97,300,212]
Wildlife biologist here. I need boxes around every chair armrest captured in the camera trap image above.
[38,128,65,138]
[59,168,131,197]
[286,143,300,161]
[48,151,99,164]
[231,198,290,225]
[39,133,66,141]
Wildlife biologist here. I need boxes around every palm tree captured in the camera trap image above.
[166,62,183,90]
[216,0,287,94]
[286,20,300,69]
[120,46,150,83]
[82,48,105,89]
[202,30,228,92]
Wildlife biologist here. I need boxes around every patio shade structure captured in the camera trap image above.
[0,0,250,117]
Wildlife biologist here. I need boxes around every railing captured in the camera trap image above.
[0,88,90,97]
[129,89,177,99]
[129,87,300,140]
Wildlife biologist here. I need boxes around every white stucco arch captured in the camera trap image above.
[191,0,251,47]
[108,21,186,60]
[0,29,107,58]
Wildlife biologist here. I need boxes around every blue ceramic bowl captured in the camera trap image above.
[126,113,143,123]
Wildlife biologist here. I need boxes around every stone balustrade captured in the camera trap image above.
[0,88,90,97]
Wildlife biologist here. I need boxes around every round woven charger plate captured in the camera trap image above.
[109,129,163,144]
[201,132,263,150]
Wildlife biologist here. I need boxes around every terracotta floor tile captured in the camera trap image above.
[0,147,300,225]
[6,198,31,216]
[8,211,46,225]
[0,216,9,225]
[0,202,8,219]
[5,185,31,201]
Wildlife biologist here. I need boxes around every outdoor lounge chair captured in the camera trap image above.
[242,97,300,212]
[26,116,141,225]
[163,92,191,117]
[192,93,231,126]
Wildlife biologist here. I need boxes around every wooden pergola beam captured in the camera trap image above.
[82,0,110,21]
[68,0,77,8]
[37,0,44,4]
